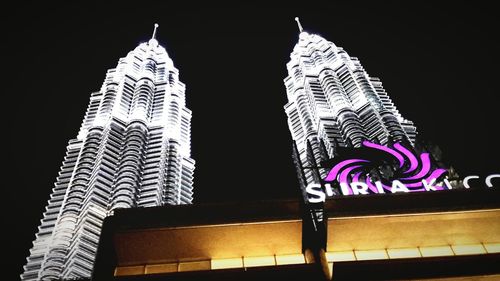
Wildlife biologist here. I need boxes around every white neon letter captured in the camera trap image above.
[374,181,385,194]
[325,183,335,197]
[463,175,479,189]
[350,182,369,195]
[422,178,437,191]
[443,178,453,190]
[306,183,325,203]
[339,182,352,196]
[391,180,409,193]
[485,174,500,188]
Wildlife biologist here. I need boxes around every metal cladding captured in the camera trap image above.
[22,33,195,280]
[284,31,417,191]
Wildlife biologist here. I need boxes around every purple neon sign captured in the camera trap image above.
[324,141,448,195]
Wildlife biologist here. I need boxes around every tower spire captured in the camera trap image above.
[294,17,304,33]
[151,23,159,40]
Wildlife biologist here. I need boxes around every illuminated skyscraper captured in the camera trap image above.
[22,25,195,280]
[284,19,419,195]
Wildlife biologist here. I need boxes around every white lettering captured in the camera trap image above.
[443,178,453,190]
[350,182,369,195]
[485,174,500,188]
[311,173,498,202]
[391,180,409,193]
[325,183,335,197]
[422,178,437,191]
[340,182,352,195]
[374,181,385,194]
[463,175,479,189]
[306,183,325,203]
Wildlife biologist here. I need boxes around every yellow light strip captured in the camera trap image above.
[484,243,500,253]
[326,251,356,262]
[211,257,243,270]
[117,241,500,277]
[451,244,486,255]
[144,263,178,274]
[326,242,499,263]
[178,260,211,272]
[114,265,145,276]
[387,248,421,259]
[354,249,388,260]
[417,246,454,257]
[243,255,276,267]
[275,254,305,265]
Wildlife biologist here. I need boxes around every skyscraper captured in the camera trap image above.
[22,25,195,280]
[284,19,429,197]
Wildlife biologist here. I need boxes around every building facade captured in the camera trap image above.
[91,188,500,281]
[88,20,499,281]
[22,26,195,280]
[283,20,456,198]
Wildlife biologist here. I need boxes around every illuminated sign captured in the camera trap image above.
[306,141,500,203]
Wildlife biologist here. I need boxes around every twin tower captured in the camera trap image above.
[22,21,418,280]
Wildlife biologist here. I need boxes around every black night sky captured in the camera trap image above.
[5,2,499,279]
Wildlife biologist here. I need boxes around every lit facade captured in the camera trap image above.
[91,188,500,281]
[86,20,500,281]
[284,22,419,194]
[22,26,195,280]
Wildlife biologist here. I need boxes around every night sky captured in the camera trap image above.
[5,2,499,279]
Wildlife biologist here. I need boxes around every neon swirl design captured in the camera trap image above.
[324,140,447,193]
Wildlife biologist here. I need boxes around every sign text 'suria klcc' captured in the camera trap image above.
[22,25,195,280]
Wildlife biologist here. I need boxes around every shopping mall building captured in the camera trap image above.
[92,186,500,280]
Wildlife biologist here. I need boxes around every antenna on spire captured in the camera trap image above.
[294,17,304,33]
[151,23,159,40]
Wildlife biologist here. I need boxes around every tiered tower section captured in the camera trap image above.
[284,20,417,191]
[22,25,195,280]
